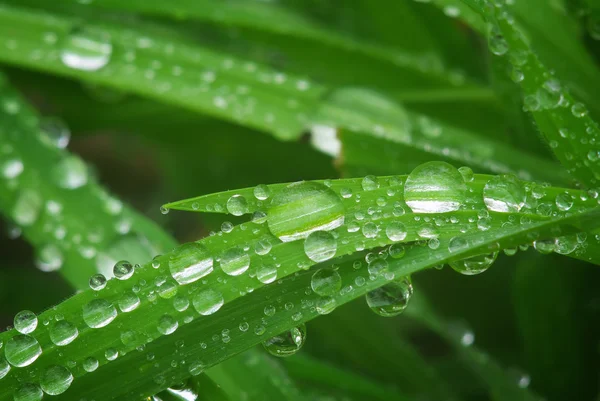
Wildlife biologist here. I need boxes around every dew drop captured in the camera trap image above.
[12,189,42,227]
[49,320,78,346]
[267,182,344,242]
[35,244,64,272]
[89,273,107,291]
[83,357,99,372]
[52,156,88,189]
[316,296,336,315]
[157,314,178,335]
[82,299,117,328]
[449,252,498,275]
[226,195,248,216]
[2,158,23,179]
[253,184,270,200]
[40,365,73,395]
[60,28,113,71]
[113,260,134,280]
[366,277,413,317]
[14,310,37,334]
[118,292,140,312]
[169,242,214,284]
[404,161,466,213]
[5,335,42,367]
[13,383,43,401]
[533,238,556,254]
[192,289,224,316]
[311,267,342,296]
[256,264,277,284]
[304,231,337,262]
[263,324,306,357]
[40,117,71,149]
[0,357,10,379]
[555,192,573,211]
[385,222,407,242]
[361,175,379,191]
[483,175,526,213]
[220,246,250,276]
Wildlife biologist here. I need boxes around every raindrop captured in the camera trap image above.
[113,260,134,280]
[35,244,64,272]
[263,324,307,357]
[157,315,178,335]
[52,156,88,189]
[49,320,78,346]
[311,268,342,296]
[253,184,270,200]
[316,296,336,315]
[5,335,42,367]
[304,231,337,262]
[14,310,37,334]
[0,357,9,379]
[2,158,23,179]
[169,242,213,284]
[257,264,277,284]
[82,299,117,328]
[483,175,526,212]
[366,277,413,317]
[555,192,573,211]
[13,383,43,401]
[267,181,344,242]
[12,189,42,227]
[192,289,224,316]
[404,161,466,213]
[89,273,107,291]
[449,252,498,275]
[220,246,250,276]
[118,292,140,312]
[60,28,113,71]
[361,175,379,191]
[226,195,248,216]
[40,365,73,395]
[83,357,99,372]
[386,222,407,241]
[40,117,71,149]
[533,238,556,254]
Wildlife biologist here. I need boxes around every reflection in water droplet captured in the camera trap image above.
[169,243,213,284]
[483,175,526,213]
[220,246,250,276]
[60,28,113,71]
[263,324,307,357]
[404,161,466,213]
[14,310,37,334]
[82,299,117,328]
[366,277,413,317]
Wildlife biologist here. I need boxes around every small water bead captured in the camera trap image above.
[119,292,140,312]
[60,28,113,71]
[555,235,578,255]
[316,296,336,315]
[533,238,556,254]
[82,299,117,328]
[52,156,88,189]
[14,310,37,334]
[555,192,574,211]
[113,260,134,280]
[89,273,107,291]
[254,238,272,256]
[160,206,170,215]
[13,383,43,401]
[386,222,407,242]
[361,175,379,191]
[458,166,474,182]
[252,211,267,224]
[226,195,248,216]
[362,222,379,239]
[12,189,42,227]
[105,348,118,361]
[40,365,73,395]
[5,335,42,367]
[263,324,307,357]
[366,277,413,317]
[83,357,99,372]
[571,103,588,118]
[488,29,509,56]
[220,246,250,276]
[157,280,178,299]
[449,251,498,275]
[304,231,337,262]
[169,242,214,285]
[173,296,190,312]
[49,320,78,346]
[40,117,71,149]
[340,187,352,198]
[368,258,389,276]
[404,161,467,213]
[257,264,277,284]
[253,184,271,200]
[267,181,345,242]
[311,268,342,296]
[221,221,234,233]
[192,289,224,316]
[388,243,406,259]
[0,357,9,379]
[157,315,178,335]
[483,175,526,213]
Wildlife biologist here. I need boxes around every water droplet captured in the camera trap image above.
[304,231,337,262]
[533,238,556,254]
[385,222,407,241]
[571,103,588,118]
[449,252,498,275]
[226,195,248,216]
[14,310,37,334]
[220,246,250,276]
[52,156,88,189]
[555,192,573,211]
[60,28,112,71]
[157,314,178,335]
[388,243,406,259]
[105,348,118,361]
[316,296,336,315]
[40,117,71,149]
[14,383,43,401]
[555,234,578,255]
[49,320,78,346]
[5,335,42,367]
[192,289,224,316]
[366,277,413,317]
[89,273,107,291]
[311,268,342,296]
[12,189,42,227]
[40,365,73,395]
[361,175,380,191]
[173,296,190,312]
[368,258,388,276]
[483,175,526,212]
[267,182,344,242]
[458,166,474,182]
[263,324,306,357]
[169,243,213,284]
[35,244,64,272]
[253,184,270,200]
[83,357,98,372]
[83,299,117,328]
[257,264,277,284]
[404,161,467,213]
[362,222,379,239]
[118,292,140,312]
[488,30,508,56]
[157,280,178,299]
[113,260,134,280]
[2,158,23,179]
[0,357,10,379]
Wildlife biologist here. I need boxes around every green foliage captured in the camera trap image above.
[1,0,600,401]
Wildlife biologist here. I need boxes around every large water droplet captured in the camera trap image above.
[169,243,213,284]
[267,182,344,242]
[40,365,73,395]
[49,320,78,346]
[82,299,117,328]
[404,161,467,213]
[52,157,88,189]
[263,324,306,357]
[157,314,178,335]
[226,195,248,216]
[220,246,250,276]
[192,289,224,316]
[83,357,99,372]
[14,383,43,401]
[14,310,37,334]
[256,264,277,284]
[60,28,112,71]
[311,267,341,296]
[483,175,526,213]
[5,335,42,367]
[304,231,337,262]
[449,252,498,275]
[366,277,413,317]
